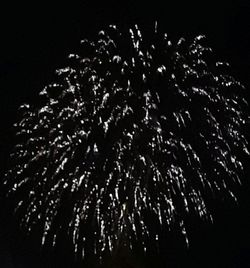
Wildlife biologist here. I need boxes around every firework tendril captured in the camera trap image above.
[4,23,249,262]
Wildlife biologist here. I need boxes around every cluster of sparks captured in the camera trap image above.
[4,23,249,261]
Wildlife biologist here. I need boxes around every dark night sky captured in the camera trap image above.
[0,1,250,267]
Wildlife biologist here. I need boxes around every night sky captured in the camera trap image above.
[0,1,250,267]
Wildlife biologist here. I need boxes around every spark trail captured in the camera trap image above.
[3,23,249,262]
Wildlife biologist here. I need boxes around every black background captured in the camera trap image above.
[0,1,250,267]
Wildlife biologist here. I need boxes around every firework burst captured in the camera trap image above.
[4,23,249,262]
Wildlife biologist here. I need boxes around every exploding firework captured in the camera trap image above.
[3,23,249,263]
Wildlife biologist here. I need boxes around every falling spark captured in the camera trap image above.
[3,24,249,262]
